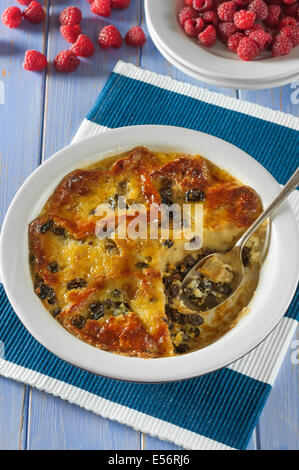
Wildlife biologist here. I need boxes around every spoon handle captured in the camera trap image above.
[236,167,299,251]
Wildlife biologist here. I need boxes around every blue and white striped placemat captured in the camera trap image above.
[0,61,298,450]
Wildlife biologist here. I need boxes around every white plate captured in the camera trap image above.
[0,126,298,383]
[145,0,299,89]
[148,20,299,89]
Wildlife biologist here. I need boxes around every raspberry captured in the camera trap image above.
[17,0,31,5]
[59,6,82,26]
[217,21,237,41]
[244,22,264,35]
[185,0,194,5]
[111,0,130,8]
[23,49,47,71]
[178,6,198,26]
[184,17,205,36]
[249,29,272,49]
[282,0,296,4]
[248,0,268,20]
[53,50,80,73]
[23,1,45,24]
[2,6,22,28]
[264,4,281,27]
[279,16,297,28]
[283,2,298,17]
[280,24,299,45]
[218,1,237,21]
[98,25,122,49]
[60,24,82,44]
[227,31,245,51]
[237,36,259,59]
[71,34,95,57]
[198,24,217,45]
[125,26,146,46]
[234,10,256,29]
[272,32,293,55]
[91,0,111,17]
[193,0,214,11]
[202,10,219,25]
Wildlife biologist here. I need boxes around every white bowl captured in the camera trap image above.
[145,0,299,89]
[0,126,298,382]
[147,19,299,89]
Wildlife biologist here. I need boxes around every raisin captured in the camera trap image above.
[71,315,86,329]
[89,302,105,320]
[159,183,173,206]
[183,255,196,270]
[162,239,174,248]
[52,308,61,317]
[202,294,219,310]
[47,287,56,304]
[167,307,185,324]
[135,262,149,269]
[52,226,65,237]
[67,278,87,290]
[242,247,251,267]
[215,283,233,295]
[36,283,51,300]
[48,262,59,273]
[175,343,189,354]
[168,283,180,298]
[29,254,35,263]
[185,189,205,202]
[185,314,203,326]
[189,327,200,337]
[40,220,54,233]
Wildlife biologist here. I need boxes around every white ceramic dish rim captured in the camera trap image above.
[145,0,299,83]
[0,126,298,383]
[147,20,299,89]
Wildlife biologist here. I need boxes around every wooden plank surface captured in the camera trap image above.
[0,0,298,450]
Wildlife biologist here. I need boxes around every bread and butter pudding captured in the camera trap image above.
[29,146,266,358]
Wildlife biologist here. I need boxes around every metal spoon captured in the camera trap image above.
[181,167,299,312]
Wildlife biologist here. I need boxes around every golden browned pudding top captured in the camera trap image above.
[29,147,265,358]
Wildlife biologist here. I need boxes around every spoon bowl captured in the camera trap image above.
[181,167,299,313]
[181,248,244,312]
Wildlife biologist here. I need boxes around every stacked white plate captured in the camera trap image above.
[145,0,299,89]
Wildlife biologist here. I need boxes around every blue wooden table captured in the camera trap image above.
[0,0,298,450]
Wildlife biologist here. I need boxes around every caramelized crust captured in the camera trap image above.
[29,147,263,358]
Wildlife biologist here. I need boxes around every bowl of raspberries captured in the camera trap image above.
[145,0,299,88]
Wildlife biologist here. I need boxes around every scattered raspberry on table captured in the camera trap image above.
[179,0,299,60]
[53,50,80,73]
[91,0,111,17]
[125,25,147,46]
[23,49,47,71]
[60,25,82,44]
[2,6,22,28]
[98,24,123,49]
[71,34,95,57]
[59,6,82,26]
[23,1,46,24]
